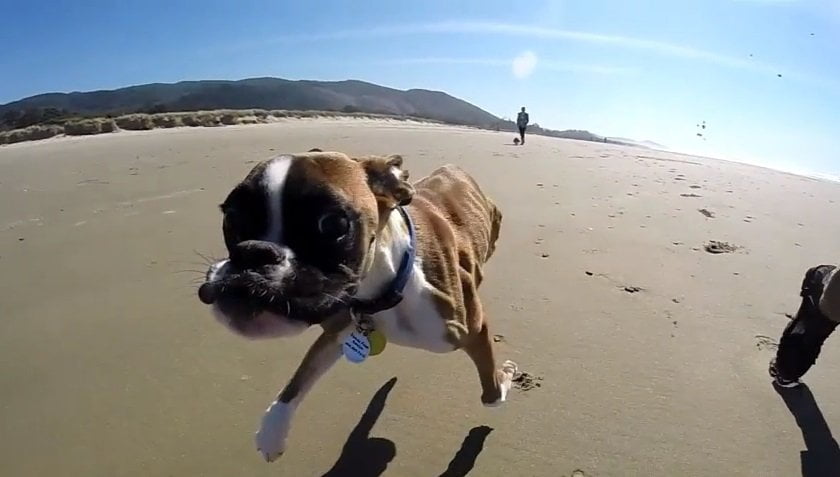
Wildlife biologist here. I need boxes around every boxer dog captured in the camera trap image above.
[197,149,517,462]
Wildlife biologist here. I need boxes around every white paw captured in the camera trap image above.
[484,360,519,408]
[499,359,519,402]
[501,359,519,377]
[255,401,294,462]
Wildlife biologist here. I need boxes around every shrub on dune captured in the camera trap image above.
[151,115,182,128]
[99,119,117,133]
[65,119,106,135]
[1,124,64,143]
[220,112,239,125]
[115,114,155,130]
[196,112,222,127]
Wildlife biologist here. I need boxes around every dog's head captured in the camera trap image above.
[198,149,414,338]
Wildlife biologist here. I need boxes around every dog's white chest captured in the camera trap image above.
[370,265,455,354]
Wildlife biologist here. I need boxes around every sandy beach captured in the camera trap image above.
[1,120,839,476]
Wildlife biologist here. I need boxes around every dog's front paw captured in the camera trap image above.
[484,360,519,407]
[255,401,294,462]
[498,359,518,400]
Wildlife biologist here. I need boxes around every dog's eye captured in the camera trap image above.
[318,213,349,239]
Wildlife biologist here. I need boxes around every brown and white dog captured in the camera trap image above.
[197,150,517,462]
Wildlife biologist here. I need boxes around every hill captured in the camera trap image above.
[0,77,645,148]
[0,78,499,129]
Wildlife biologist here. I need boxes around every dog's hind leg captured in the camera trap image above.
[463,320,518,407]
[255,317,351,462]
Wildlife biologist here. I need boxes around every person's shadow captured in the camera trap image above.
[321,377,494,477]
[774,382,840,477]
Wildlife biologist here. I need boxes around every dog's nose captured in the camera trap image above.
[230,240,288,270]
[198,282,217,304]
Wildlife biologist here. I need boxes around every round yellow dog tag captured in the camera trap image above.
[368,330,387,356]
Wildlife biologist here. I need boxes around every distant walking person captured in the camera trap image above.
[770,264,840,387]
[516,107,529,145]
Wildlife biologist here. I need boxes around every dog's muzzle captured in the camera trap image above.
[198,240,290,305]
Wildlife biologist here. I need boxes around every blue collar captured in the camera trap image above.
[350,206,416,315]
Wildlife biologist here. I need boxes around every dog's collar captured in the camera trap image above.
[350,206,416,316]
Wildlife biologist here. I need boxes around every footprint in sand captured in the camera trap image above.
[704,240,740,254]
[512,371,544,391]
[681,193,702,198]
[698,208,715,218]
[755,335,779,351]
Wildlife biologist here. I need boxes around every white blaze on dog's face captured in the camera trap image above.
[198,151,414,338]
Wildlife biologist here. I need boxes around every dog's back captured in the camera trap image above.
[412,165,501,266]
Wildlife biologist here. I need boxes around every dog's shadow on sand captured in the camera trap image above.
[437,425,493,477]
[322,377,493,477]
[774,382,840,477]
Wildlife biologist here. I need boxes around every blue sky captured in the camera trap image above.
[1,0,838,177]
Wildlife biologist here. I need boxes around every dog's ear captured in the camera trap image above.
[308,148,323,152]
[357,154,414,207]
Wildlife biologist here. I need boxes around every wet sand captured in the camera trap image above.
[2,120,840,476]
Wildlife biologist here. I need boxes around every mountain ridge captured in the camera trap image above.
[0,77,499,128]
[0,77,649,148]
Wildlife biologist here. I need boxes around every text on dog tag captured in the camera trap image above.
[343,331,370,363]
